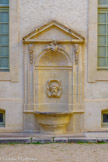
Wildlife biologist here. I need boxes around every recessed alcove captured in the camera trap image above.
[35,47,72,113]
[38,51,69,67]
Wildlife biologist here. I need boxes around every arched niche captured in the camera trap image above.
[34,46,73,112]
[35,47,72,67]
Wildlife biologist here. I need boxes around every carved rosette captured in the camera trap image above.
[46,80,62,98]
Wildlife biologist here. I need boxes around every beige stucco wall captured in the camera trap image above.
[0,0,107,133]
[19,0,87,38]
[85,0,108,132]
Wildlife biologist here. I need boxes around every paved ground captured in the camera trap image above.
[0,143,108,162]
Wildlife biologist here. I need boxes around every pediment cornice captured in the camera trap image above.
[23,20,85,44]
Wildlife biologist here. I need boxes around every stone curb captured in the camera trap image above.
[54,138,68,143]
[0,137,107,144]
[0,138,31,144]
[68,138,96,143]
[32,137,53,144]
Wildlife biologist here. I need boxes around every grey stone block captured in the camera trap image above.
[68,138,96,143]
[54,138,68,143]
[32,138,53,144]
[0,138,31,144]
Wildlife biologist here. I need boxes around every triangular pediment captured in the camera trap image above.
[23,20,84,43]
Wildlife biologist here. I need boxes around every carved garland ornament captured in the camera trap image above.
[43,41,65,53]
[74,44,79,65]
[46,80,62,98]
[28,44,34,64]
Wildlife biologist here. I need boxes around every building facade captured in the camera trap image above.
[0,0,108,135]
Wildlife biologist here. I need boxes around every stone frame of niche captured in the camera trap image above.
[0,0,19,82]
[88,0,108,82]
[23,20,85,112]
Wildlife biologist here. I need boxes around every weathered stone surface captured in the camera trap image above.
[68,138,96,143]
[54,138,68,143]
[32,137,53,144]
[0,138,31,144]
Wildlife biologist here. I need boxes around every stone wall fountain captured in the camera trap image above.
[23,21,85,134]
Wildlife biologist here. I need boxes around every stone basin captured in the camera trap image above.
[35,111,72,134]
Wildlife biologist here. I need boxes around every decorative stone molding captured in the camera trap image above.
[43,41,60,52]
[46,80,62,98]
[23,21,85,133]
[23,20,84,44]
[28,44,34,64]
[74,44,79,65]
[42,41,67,54]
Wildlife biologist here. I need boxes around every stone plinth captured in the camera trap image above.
[35,112,72,134]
